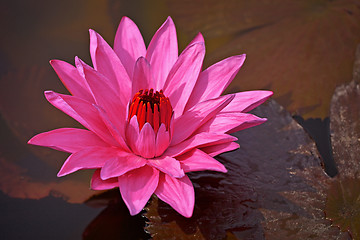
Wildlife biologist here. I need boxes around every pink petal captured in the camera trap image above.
[155,173,194,218]
[197,112,267,134]
[136,123,156,158]
[186,55,246,110]
[146,17,178,90]
[155,124,170,157]
[91,169,118,190]
[201,141,240,157]
[163,42,205,118]
[114,16,146,78]
[94,104,130,152]
[118,165,159,215]
[166,132,237,157]
[221,90,273,113]
[57,146,119,177]
[44,91,118,146]
[147,155,184,178]
[28,128,109,153]
[76,58,127,137]
[50,60,94,102]
[125,116,140,155]
[188,32,204,45]
[89,29,131,103]
[177,149,227,173]
[132,57,154,96]
[170,94,234,146]
[100,152,147,180]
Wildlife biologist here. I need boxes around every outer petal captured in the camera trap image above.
[76,58,127,137]
[171,94,234,146]
[118,165,159,215]
[50,60,94,102]
[136,123,156,158]
[221,90,273,113]
[89,29,131,103]
[28,128,109,153]
[155,124,170,157]
[147,155,184,178]
[197,112,267,134]
[132,57,154,96]
[91,169,118,190]
[177,149,227,173]
[146,16,178,90]
[186,55,246,110]
[100,152,147,180]
[163,42,205,118]
[166,132,237,157]
[201,141,239,157]
[44,91,118,146]
[57,146,119,177]
[114,16,146,78]
[155,173,194,218]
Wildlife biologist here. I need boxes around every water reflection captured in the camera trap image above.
[0,191,101,240]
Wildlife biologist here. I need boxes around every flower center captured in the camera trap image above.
[128,89,172,132]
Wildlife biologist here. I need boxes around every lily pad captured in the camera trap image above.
[143,47,360,239]
[157,0,360,118]
[325,76,360,239]
[145,99,337,239]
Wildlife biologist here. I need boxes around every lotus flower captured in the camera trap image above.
[28,16,272,218]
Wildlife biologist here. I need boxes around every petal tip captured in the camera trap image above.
[182,211,193,218]
[190,32,205,45]
[27,137,35,145]
[219,165,228,173]
[173,170,185,179]
[164,16,175,26]
[118,16,138,30]
[56,170,65,177]
[120,16,131,23]
[99,169,108,180]
[44,90,55,100]
[127,203,143,216]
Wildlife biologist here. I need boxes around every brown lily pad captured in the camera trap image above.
[143,47,360,239]
[325,75,360,239]
[159,0,360,118]
[144,99,342,239]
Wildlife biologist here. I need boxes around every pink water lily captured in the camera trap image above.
[28,16,272,218]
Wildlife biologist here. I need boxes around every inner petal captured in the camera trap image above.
[128,89,173,133]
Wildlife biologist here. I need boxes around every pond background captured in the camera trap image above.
[0,0,360,239]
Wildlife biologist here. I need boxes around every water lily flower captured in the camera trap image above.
[28,16,272,218]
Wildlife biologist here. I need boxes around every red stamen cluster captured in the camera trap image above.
[128,89,172,132]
